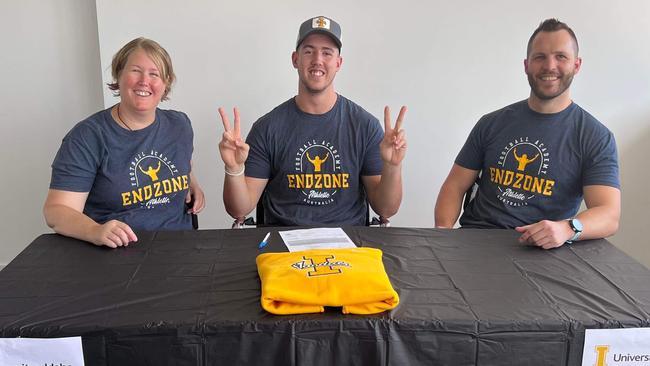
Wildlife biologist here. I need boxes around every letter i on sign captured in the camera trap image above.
[595,345,609,366]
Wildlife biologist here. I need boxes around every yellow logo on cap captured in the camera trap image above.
[313,16,330,29]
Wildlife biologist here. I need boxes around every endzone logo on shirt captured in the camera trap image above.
[489,136,555,207]
[287,139,350,206]
[120,150,188,209]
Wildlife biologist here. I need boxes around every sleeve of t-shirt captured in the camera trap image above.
[454,117,486,171]
[49,124,103,192]
[180,112,196,190]
[582,130,620,188]
[361,117,383,176]
[245,120,272,179]
[181,111,195,155]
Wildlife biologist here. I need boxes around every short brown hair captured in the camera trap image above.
[107,37,176,101]
[527,19,579,57]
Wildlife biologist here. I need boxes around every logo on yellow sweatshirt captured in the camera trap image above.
[291,254,351,277]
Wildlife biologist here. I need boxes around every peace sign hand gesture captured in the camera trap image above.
[380,106,407,166]
[218,107,250,172]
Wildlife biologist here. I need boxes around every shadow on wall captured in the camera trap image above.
[609,116,650,269]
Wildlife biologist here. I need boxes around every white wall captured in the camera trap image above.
[1,0,648,268]
[0,1,104,265]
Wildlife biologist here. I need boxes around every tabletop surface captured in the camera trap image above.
[1,227,649,366]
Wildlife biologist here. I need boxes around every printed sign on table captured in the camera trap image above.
[582,328,650,366]
[0,337,84,365]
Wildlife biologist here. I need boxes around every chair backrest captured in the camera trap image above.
[191,213,199,230]
[462,174,482,210]
[234,190,388,227]
[255,191,266,226]
[186,199,199,230]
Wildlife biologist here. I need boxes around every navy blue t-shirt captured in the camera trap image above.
[50,107,194,230]
[456,100,619,229]
[245,95,384,226]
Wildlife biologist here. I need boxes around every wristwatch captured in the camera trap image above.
[566,218,583,243]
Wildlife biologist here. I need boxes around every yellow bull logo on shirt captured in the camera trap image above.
[289,140,349,206]
[491,138,555,206]
[121,153,188,207]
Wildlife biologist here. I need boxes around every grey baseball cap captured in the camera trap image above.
[296,16,342,50]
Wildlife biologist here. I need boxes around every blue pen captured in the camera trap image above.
[258,232,271,250]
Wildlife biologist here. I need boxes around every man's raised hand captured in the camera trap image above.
[380,106,407,166]
[218,107,250,173]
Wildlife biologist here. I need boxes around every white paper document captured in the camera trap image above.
[0,336,85,365]
[279,228,357,252]
[582,327,650,366]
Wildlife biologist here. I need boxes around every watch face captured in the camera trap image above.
[571,219,583,232]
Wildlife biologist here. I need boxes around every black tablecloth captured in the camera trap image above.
[1,228,649,365]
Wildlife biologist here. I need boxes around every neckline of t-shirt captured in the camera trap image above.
[522,100,577,120]
[291,94,341,122]
[106,106,160,134]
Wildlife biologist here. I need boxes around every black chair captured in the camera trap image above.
[231,191,389,228]
[230,193,264,229]
[462,174,482,210]
[186,199,199,230]
[191,213,199,230]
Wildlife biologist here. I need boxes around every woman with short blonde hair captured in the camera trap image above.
[44,37,204,248]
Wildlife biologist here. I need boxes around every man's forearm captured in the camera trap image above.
[434,184,464,228]
[370,164,403,218]
[223,175,254,219]
[575,205,620,241]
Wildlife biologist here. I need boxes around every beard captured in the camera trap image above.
[527,71,575,100]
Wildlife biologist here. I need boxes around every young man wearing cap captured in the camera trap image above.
[218,16,407,226]
[434,18,620,249]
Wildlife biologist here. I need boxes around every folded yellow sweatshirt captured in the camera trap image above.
[256,247,399,315]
